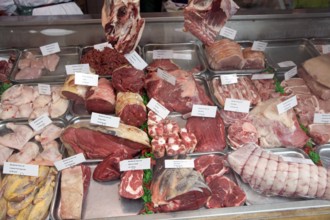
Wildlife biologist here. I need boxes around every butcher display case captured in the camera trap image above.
[1,7,330,220]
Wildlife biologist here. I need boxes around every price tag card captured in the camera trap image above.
[220,74,238,85]
[0,56,9,62]
[224,98,251,113]
[124,51,148,70]
[153,50,174,59]
[277,95,297,114]
[174,27,184,32]
[251,41,268,51]
[90,112,120,128]
[40,42,60,56]
[93,42,113,51]
[278,61,296,68]
[322,45,330,54]
[120,158,151,171]
[65,64,90,75]
[314,113,330,124]
[191,105,217,118]
[219,26,237,40]
[38,84,51,95]
[281,156,314,165]
[172,53,192,60]
[147,98,170,119]
[3,162,39,177]
[54,153,86,171]
[157,68,176,86]
[74,72,98,86]
[165,159,195,169]
[29,114,52,131]
[251,74,274,80]
[284,66,298,80]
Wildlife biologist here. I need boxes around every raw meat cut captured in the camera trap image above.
[112,65,145,93]
[219,109,248,126]
[194,154,228,182]
[227,143,330,199]
[0,144,14,165]
[299,67,330,100]
[308,124,330,145]
[151,136,167,158]
[15,67,42,80]
[145,69,212,113]
[212,76,261,106]
[146,59,179,73]
[151,156,211,212]
[280,77,306,87]
[93,149,132,181]
[205,39,244,70]
[60,165,91,219]
[85,78,116,114]
[251,78,279,101]
[42,54,60,71]
[61,75,88,103]
[61,122,150,159]
[34,140,62,166]
[227,120,258,149]
[2,84,37,106]
[115,92,146,127]
[7,142,39,164]
[248,96,309,148]
[302,54,330,88]
[183,0,239,45]
[0,55,15,82]
[101,0,145,54]
[35,124,63,145]
[186,113,226,152]
[119,170,144,199]
[242,47,265,69]
[0,123,34,150]
[206,176,246,208]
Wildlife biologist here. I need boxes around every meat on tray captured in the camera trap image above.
[145,68,212,114]
[146,59,179,73]
[252,78,279,101]
[186,112,226,152]
[112,65,145,93]
[227,120,258,150]
[212,76,261,107]
[101,0,145,54]
[183,0,239,46]
[227,143,330,200]
[61,75,88,103]
[0,54,15,82]
[219,109,249,126]
[194,154,229,182]
[242,47,265,69]
[85,78,116,114]
[119,170,144,199]
[308,124,330,145]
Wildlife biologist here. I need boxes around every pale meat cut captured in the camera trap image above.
[308,124,330,145]
[7,142,39,164]
[119,170,144,199]
[0,144,14,165]
[145,69,212,113]
[227,120,258,149]
[0,123,34,150]
[302,54,330,88]
[242,47,265,69]
[212,76,261,106]
[205,39,244,70]
[186,113,226,152]
[102,0,145,54]
[227,143,330,200]
[85,78,116,114]
[183,0,239,45]
[112,65,145,93]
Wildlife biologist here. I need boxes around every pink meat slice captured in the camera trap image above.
[42,54,60,72]
[119,170,144,199]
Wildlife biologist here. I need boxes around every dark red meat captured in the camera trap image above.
[146,59,179,73]
[112,65,145,93]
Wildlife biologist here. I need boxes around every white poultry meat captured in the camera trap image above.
[0,123,34,150]
[17,103,33,118]
[0,105,18,119]
[0,144,14,165]
[34,140,62,166]
[35,124,63,145]
[7,141,39,164]
[33,95,52,109]
[50,98,69,118]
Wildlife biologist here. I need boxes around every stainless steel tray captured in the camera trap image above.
[51,160,143,220]
[316,144,330,169]
[0,48,20,82]
[309,38,330,55]
[263,38,319,71]
[142,43,207,76]
[202,41,273,74]
[10,46,80,83]
[234,147,313,206]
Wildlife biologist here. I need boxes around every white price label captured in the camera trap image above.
[191,105,217,118]
[120,158,151,171]
[165,159,195,169]
[153,50,174,59]
[251,74,274,80]
[38,84,51,95]
[0,56,9,62]
[124,51,148,70]
[29,114,52,131]
[278,61,296,68]
[251,41,268,51]
[281,156,314,165]
[54,153,86,171]
[90,112,120,128]
[147,98,170,119]
[219,26,237,40]
[93,42,113,51]
[224,98,251,113]
[40,42,60,56]
[3,162,39,177]
[65,64,90,75]
[322,45,330,54]
[284,66,298,80]
[174,28,184,32]
[172,53,192,60]
[220,74,238,85]
[74,72,98,86]
[313,113,330,124]
[157,68,176,86]
[277,95,297,114]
